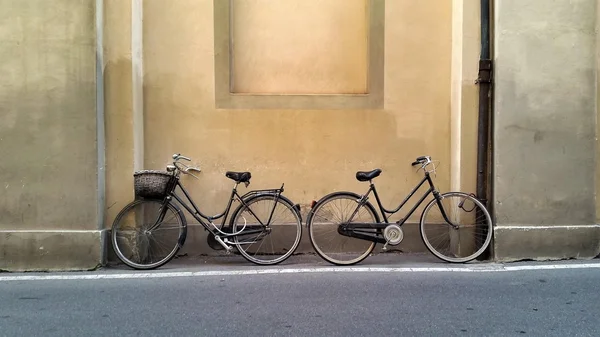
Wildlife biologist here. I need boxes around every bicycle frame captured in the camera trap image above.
[341,171,456,244]
[155,179,285,240]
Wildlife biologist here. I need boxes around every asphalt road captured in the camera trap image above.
[0,267,598,337]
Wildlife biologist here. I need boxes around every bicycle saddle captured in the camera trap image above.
[226,171,252,183]
[355,169,382,182]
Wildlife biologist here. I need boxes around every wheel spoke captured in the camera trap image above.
[420,193,492,263]
[308,194,378,265]
[232,196,302,265]
[111,200,186,270]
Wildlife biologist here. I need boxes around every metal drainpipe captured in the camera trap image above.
[476,0,493,259]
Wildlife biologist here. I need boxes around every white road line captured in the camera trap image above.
[0,263,599,282]
[503,263,600,271]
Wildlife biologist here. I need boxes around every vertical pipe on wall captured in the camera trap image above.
[476,0,493,259]
[132,0,144,171]
[449,0,463,194]
[480,0,491,60]
[96,0,105,231]
[476,0,492,207]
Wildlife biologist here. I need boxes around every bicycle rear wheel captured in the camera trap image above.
[230,194,302,265]
[111,199,187,270]
[420,192,492,263]
[307,192,379,265]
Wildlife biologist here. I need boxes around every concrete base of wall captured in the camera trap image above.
[0,230,107,272]
[493,225,600,262]
[16,226,600,270]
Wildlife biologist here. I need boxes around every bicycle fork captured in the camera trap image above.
[433,191,460,230]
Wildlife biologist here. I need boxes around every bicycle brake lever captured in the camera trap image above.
[184,167,201,180]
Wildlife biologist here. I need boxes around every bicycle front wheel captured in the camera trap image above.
[230,194,302,265]
[420,192,492,263]
[111,199,187,270]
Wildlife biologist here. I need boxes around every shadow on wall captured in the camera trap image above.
[103,57,135,228]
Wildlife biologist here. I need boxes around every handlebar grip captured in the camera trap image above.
[412,156,431,166]
[173,153,191,161]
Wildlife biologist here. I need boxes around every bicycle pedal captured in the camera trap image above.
[214,235,233,251]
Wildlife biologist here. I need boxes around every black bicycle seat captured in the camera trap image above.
[225,171,251,183]
[355,169,382,182]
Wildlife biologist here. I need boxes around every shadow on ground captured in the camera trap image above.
[104,251,490,272]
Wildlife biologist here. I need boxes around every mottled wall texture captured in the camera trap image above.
[0,0,102,271]
[493,0,600,260]
[0,0,97,231]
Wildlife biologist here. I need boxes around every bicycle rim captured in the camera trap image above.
[420,192,492,263]
[231,195,302,265]
[308,193,377,265]
[111,199,186,270]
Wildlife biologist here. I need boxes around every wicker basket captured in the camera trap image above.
[133,170,174,199]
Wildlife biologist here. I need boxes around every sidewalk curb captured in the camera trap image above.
[1,261,600,282]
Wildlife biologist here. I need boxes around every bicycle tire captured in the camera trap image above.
[229,194,302,265]
[307,191,380,265]
[111,199,187,270]
[419,192,492,263]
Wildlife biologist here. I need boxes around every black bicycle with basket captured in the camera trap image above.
[110,154,303,270]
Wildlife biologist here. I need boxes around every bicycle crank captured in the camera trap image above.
[207,233,225,250]
[382,224,404,251]
[206,234,233,253]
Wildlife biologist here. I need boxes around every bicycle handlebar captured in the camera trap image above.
[171,153,201,175]
[172,153,191,162]
[412,156,432,167]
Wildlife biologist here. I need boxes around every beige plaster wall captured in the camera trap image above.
[129,0,454,226]
[0,0,98,230]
